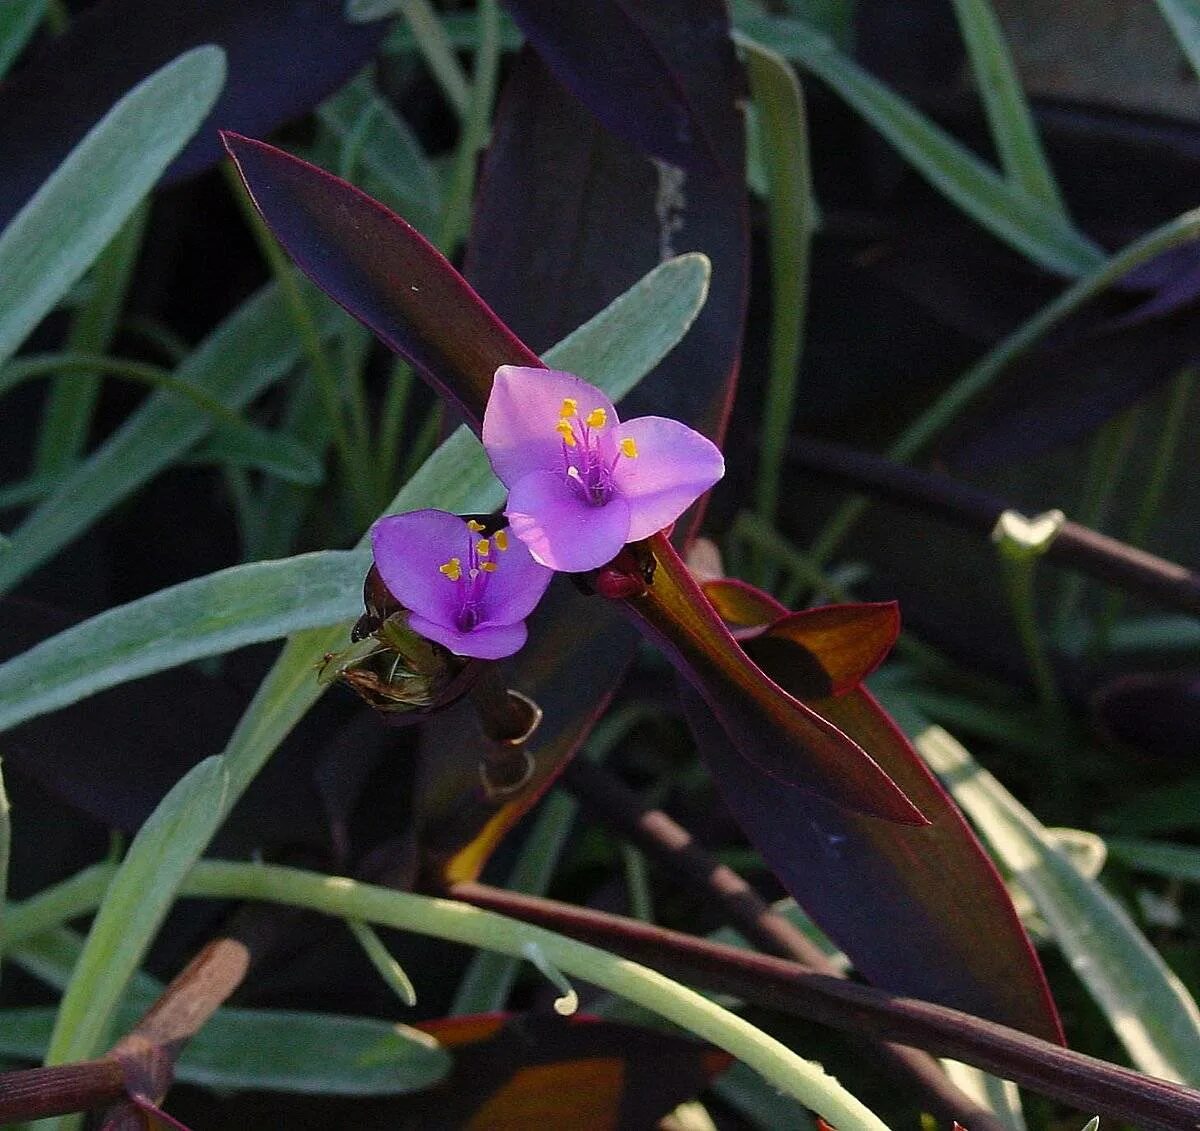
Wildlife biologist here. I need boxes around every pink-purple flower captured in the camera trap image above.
[370,509,553,660]
[482,366,725,572]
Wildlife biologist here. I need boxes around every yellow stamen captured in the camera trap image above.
[439,557,462,581]
[480,561,497,573]
[476,539,491,557]
[620,437,639,459]
[555,418,577,446]
[560,398,577,418]
[586,407,607,429]
[494,530,509,551]
[466,519,485,533]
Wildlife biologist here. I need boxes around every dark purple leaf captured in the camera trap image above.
[418,15,754,875]
[222,132,539,429]
[679,586,1063,1042]
[499,0,737,175]
[465,43,745,438]
[0,0,385,226]
[627,535,925,824]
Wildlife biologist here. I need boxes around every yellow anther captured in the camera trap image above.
[620,437,639,459]
[560,397,578,418]
[586,407,607,429]
[476,539,491,557]
[439,557,462,581]
[466,519,486,533]
[555,418,577,446]
[494,530,509,551]
[480,561,497,573]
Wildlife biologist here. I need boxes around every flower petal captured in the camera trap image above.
[506,469,631,572]
[612,416,725,541]
[370,509,471,629]
[483,366,618,487]
[408,612,527,659]
[475,534,554,625]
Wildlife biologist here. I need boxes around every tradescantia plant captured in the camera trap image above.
[2,2,1200,1129]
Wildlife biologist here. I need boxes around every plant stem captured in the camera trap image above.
[179,861,892,1131]
[809,206,1200,564]
[449,881,1200,1131]
[560,757,1007,1131]
[787,436,1200,614]
[1094,366,1197,650]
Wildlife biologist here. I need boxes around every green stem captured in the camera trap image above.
[346,918,417,1007]
[375,358,415,504]
[34,203,148,472]
[1,859,891,1130]
[390,0,472,118]
[737,35,815,529]
[436,0,500,254]
[809,207,1200,565]
[185,861,892,1131]
[992,512,1064,712]
[1052,407,1141,638]
[1094,367,1197,650]
[3,352,250,428]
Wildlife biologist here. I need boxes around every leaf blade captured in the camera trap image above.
[0,45,226,368]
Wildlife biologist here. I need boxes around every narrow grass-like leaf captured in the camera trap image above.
[41,254,711,1079]
[0,0,47,81]
[913,723,1200,1085]
[0,551,367,734]
[947,0,1065,215]
[735,34,814,525]
[0,282,342,594]
[0,46,226,368]
[0,1005,449,1095]
[738,15,1101,276]
[34,203,149,472]
[1106,838,1200,883]
[45,757,231,1064]
[1156,0,1200,81]
[345,0,471,116]
[191,423,325,485]
[811,205,1200,563]
[347,919,418,1007]
[380,8,522,53]
[316,73,442,230]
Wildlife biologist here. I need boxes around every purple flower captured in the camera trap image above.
[370,509,553,660]
[482,366,725,572]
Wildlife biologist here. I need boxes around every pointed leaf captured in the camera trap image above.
[500,0,734,174]
[743,601,900,698]
[0,1006,450,1096]
[629,536,925,824]
[221,132,538,429]
[913,722,1200,1083]
[0,46,226,368]
[681,582,1062,1041]
[0,0,383,227]
[681,679,1061,1041]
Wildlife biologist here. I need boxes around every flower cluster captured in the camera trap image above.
[368,366,723,660]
